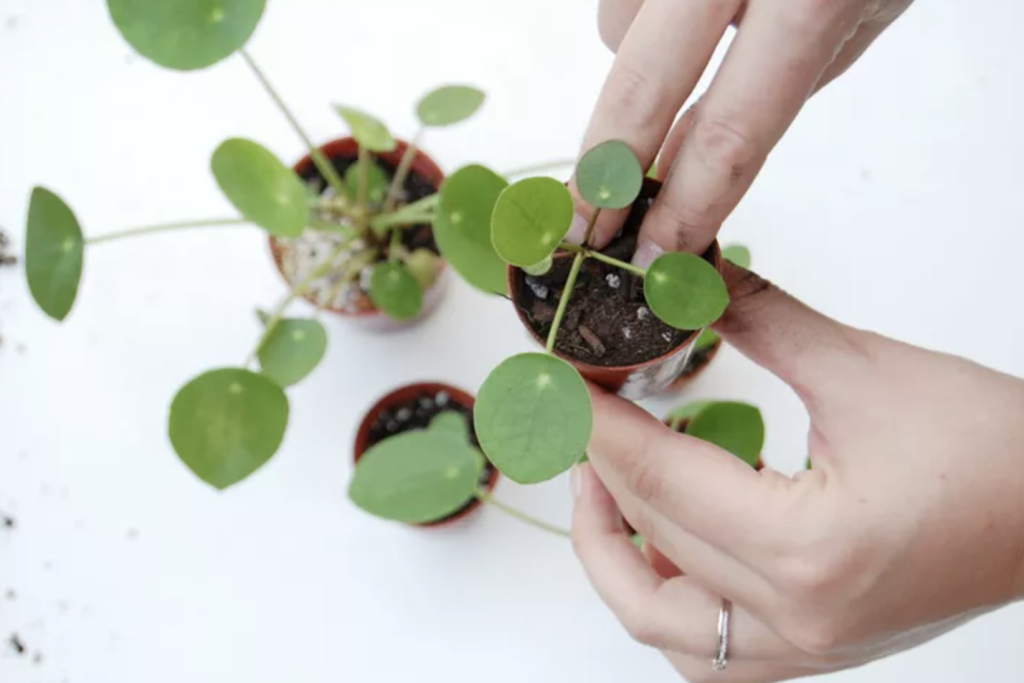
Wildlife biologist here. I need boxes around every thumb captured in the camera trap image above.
[715,262,872,406]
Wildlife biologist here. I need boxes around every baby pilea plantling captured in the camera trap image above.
[23,0,491,490]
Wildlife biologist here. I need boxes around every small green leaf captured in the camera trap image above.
[475,353,592,484]
[685,402,764,468]
[25,187,84,322]
[344,161,390,206]
[417,85,486,127]
[722,244,752,269]
[168,368,289,489]
[576,140,643,209]
[694,328,721,352]
[645,252,729,330]
[256,308,271,325]
[333,105,396,153]
[666,400,712,432]
[106,0,265,71]
[522,255,553,276]
[257,319,328,387]
[429,411,470,441]
[404,248,443,290]
[211,138,308,237]
[434,164,509,295]
[491,177,573,268]
[647,161,659,180]
[631,534,645,550]
[369,263,423,320]
[349,430,484,524]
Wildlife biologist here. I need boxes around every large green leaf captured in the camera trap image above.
[429,411,471,441]
[168,368,289,490]
[211,138,307,237]
[666,400,713,432]
[475,353,592,484]
[106,0,265,71]
[685,402,764,468]
[694,328,721,352]
[257,318,328,387]
[434,164,508,295]
[645,252,729,330]
[416,85,486,127]
[334,106,396,153]
[349,430,484,524]
[722,244,752,269]
[25,187,84,322]
[491,177,573,268]
[369,263,423,321]
[344,160,390,206]
[576,140,643,209]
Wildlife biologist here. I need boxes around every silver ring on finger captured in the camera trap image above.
[712,598,732,671]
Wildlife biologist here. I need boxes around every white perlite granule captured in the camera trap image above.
[276,228,373,313]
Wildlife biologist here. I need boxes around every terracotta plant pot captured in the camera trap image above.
[269,137,448,333]
[665,417,764,471]
[353,382,500,528]
[508,178,724,400]
[667,336,724,392]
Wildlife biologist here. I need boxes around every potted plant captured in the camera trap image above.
[22,0,494,490]
[348,382,569,537]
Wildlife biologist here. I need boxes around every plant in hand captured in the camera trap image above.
[22,0,486,489]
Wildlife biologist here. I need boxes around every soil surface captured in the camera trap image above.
[365,389,494,523]
[515,185,717,367]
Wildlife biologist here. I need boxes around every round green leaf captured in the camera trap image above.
[369,263,423,321]
[434,164,509,295]
[666,400,713,432]
[106,0,265,71]
[334,106,396,153]
[685,402,764,468]
[416,85,486,127]
[645,252,729,330]
[25,187,84,322]
[429,411,471,441]
[404,248,444,291]
[722,244,752,269]
[576,140,643,209]
[257,318,328,387]
[522,255,553,276]
[475,353,592,484]
[349,430,484,524]
[694,328,721,352]
[212,138,308,237]
[491,177,573,268]
[344,161,390,206]
[168,368,289,490]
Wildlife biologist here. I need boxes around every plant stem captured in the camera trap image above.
[240,50,347,197]
[588,251,647,278]
[85,218,249,246]
[502,158,577,179]
[558,241,585,254]
[475,490,570,538]
[388,228,402,264]
[356,146,369,213]
[582,208,601,247]
[545,251,585,354]
[370,194,439,231]
[382,128,424,213]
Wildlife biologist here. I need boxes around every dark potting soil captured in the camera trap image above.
[298,153,440,259]
[365,390,495,523]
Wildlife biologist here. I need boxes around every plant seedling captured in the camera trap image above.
[440,141,731,485]
[23,0,492,490]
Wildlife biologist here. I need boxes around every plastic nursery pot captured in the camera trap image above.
[269,137,448,333]
[665,418,765,471]
[353,383,500,528]
[509,177,724,400]
[667,335,724,392]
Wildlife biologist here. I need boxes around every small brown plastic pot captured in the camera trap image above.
[269,137,448,333]
[508,178,724,400]
[664,417,764,471]
[667,336,724,392]
[353,382,500,528]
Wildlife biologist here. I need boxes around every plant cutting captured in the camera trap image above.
[22,0,491,490]
[348,383,569,536]
[434,141,732,486]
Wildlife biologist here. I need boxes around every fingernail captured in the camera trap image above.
[565,213,589,245]
[570,465,585,500]
[631,239,665,269]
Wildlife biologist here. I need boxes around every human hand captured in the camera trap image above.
[571,262,1024,682]
[570,0,914,264]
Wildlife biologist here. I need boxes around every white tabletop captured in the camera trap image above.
[1,1,1022,681]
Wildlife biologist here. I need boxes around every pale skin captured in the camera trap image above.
[569,1,1024,680]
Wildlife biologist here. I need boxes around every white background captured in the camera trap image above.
[2,0,1023,681]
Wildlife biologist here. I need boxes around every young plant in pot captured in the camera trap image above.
[438,140,732,486]
[347,383,569,536]
[22,0,487,490]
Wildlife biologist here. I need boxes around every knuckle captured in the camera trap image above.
[689,115,759,183]
[622,434,665,505]
[782,617,847,656]
[603,62,668,132]
[620,607,668,649]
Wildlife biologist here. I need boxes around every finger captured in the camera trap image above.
[654,102,699,182]
[597,0,646,53]
[715,262,872,408]
[636,1,868,260]
[572,463,803,662]
[570,0,743,248]
[643,542,683,579]
[664,650,824,683]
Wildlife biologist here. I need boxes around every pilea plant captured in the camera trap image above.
[23,0,495,489]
